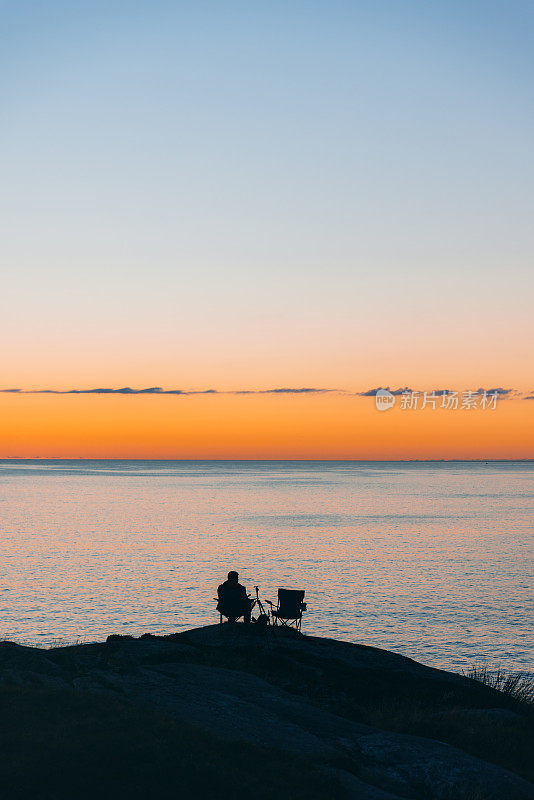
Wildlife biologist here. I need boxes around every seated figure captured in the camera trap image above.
[217,571,252,623]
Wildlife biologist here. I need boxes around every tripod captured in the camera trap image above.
[254,586,270,625]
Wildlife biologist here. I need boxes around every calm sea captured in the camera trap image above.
[0,460,532,671]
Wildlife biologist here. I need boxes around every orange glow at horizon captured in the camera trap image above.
[1,393,532,460]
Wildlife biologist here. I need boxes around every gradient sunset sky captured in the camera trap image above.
[1,1,533,458]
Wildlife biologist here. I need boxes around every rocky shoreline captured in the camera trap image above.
[1,624,532,799]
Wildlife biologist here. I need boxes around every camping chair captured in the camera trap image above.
[214,595,255,624]
[266,589,306,632]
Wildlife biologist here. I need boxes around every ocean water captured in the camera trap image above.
[0,460,532,671]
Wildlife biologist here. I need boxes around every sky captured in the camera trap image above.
[1,0,533,458]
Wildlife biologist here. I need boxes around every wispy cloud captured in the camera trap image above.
[474,387,513,396]
[0,386,333,396]
[358,386,518,398]
[251,387,330,395]
[357,387,413,396]
[1,385,527,399]
[1,387,202,395]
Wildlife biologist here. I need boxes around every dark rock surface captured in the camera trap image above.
[0,625,532,800]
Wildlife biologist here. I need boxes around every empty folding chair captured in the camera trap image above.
[266,589,306,632]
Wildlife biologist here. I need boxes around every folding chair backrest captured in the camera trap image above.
[277,589,305,620]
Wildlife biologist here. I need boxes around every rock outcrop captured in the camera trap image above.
[0,626,532,800]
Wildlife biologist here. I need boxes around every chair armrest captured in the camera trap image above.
[265,600,275,607]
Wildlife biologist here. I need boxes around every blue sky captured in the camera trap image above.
[1,0,532,391]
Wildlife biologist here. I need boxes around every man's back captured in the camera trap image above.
[216,571,251,623]
[217,579,247,605]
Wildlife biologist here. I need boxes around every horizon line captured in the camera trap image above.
[0,457,533,463]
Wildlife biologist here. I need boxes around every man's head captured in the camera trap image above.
[227,570,239,582]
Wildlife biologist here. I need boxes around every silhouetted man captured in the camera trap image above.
[217,571,252,623]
